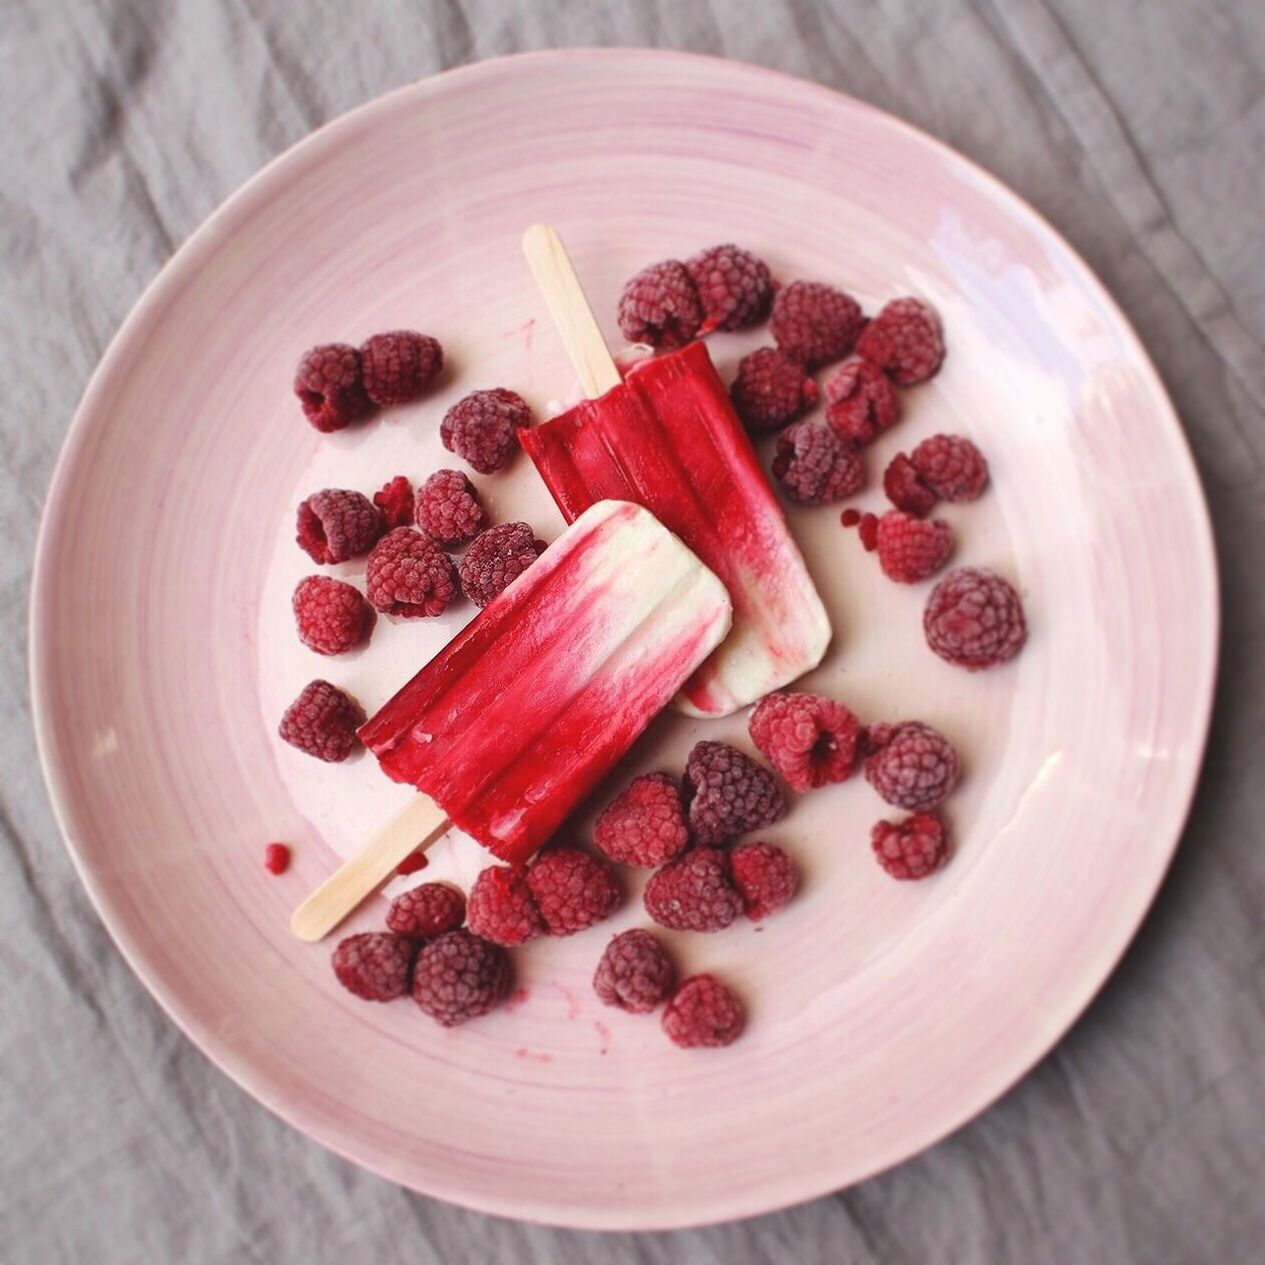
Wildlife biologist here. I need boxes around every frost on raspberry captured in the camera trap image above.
[593,929,674,1014]
[292,575,373,656]
[643,848,743,933]
[386,882,466,939]
[617,259,703,348]
[296,488,384,564]
[872,813,950,880]
[824,357,899,445]
[857,297,945,385]
[875,510,953,583]
[593,772,690,868]
[730,347,819,432]
[772,421,865,504]
[924,567,1027,670]
[332,932,416,1001]
[278,679,364,763]
[293,343,375,433]
[412,930,510,1027]
[686,243,773,332]
[466,865,545,947]
[864,721,959,812]
[770,280,864,368]
[748,691,864,792]
[360,330,443,406]
[910,434,989,502]
[662,974,744,1049]
[459,522,546,608]
[416,469,486,547]
[526,847,621,936]
[883,453,938,517]
[683,741,788,845]
[365,527,458,618]
[441,388,533,474]
[373,476,415,528]
[730,841,799,920]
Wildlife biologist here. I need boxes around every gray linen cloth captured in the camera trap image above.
[2,2,1262,1261]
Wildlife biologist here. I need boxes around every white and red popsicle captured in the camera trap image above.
[520,225,831,718]
[291,499,731,940]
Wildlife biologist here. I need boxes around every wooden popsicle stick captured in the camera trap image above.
[522,224,622,400]
[290,794,451,943]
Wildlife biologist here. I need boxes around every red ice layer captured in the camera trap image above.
[358,501,731,864]
[520,341,830,717]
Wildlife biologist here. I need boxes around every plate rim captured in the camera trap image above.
[29,47,1221,1229]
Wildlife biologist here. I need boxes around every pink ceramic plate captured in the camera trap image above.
[31,50,1217,1228]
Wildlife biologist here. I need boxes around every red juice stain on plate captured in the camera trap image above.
[595,1020,611,1055]
[555,983,581,1020]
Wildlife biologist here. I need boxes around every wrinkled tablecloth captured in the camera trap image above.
[2,2,1262,1261]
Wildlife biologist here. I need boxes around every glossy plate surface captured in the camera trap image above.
[31,50,1217,1228]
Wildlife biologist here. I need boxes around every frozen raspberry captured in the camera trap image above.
[466,865,544,947]
[858,512,879,551]
[359,330,443,405]
[441,388,533,474]
[924,567,1027,670]
[365,528,458,618]
[292,575,372,655]
[872,812,950,880]
[526,847,621,937]
[876,511,953,583]
[857,297,944,385]
[395,852,429,877]
[883,453,938,516]
[278,679,364,762]
[293,343,375,433]
[593,772,690,868]
[459,522,546,607]
[772,421,865,504]
[296,488,383,564]
[686,243,773,332]
[412,930,510,1027]
[332,932,415,1002]
[770,280,863,368]
[373,476,415,528]
[644,848,743,933]
[264,842,290,875]
[683,741,788,845]
[386,882,466,939]
[617,259,703,348]
[730,347,819,432]
[824,357,900,445]
[416,469,486,547]
[662,975,744,1049]
[730,841,799,920]
[910,434,989,502]
[865,721,959,812]
[748,691,864,792]
[593,929,674,1014]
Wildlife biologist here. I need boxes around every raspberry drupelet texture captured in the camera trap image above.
[593,772,690,868]
[359,331,443,406]
[466,865,545,947]
[292,575,373,656]
[459,522,546,607]
[876,511,953,583]
[332,932,416,1001]
[296,488,383,564]
[644,848,744,933]
[264,842,290,875]
[683,741,788,845]
[865,721,960,812]
[772,421,866,504]
[617,259,704,348]
[730,347,819,432]
[924,567,1027,670]
[686,243,773,332]
[416,469,487,547]
[526,847,621,937]
[730,841,800,920]
[386,882,467,939]
[293,343,375,432]
[365,528,458,617]
[910,434,989,502]
[662,974,744,1049]
[373,476,415,528]
[593,929,674,1014]
[748,691,864,792]
[872,813,950,880]
[857,297,945,385]
[412,930,510,1027]
[441,388,533,474]
[278,679,364,762]
[770,280,864,368]
[824,357,900,445]
[883,453,938,516]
